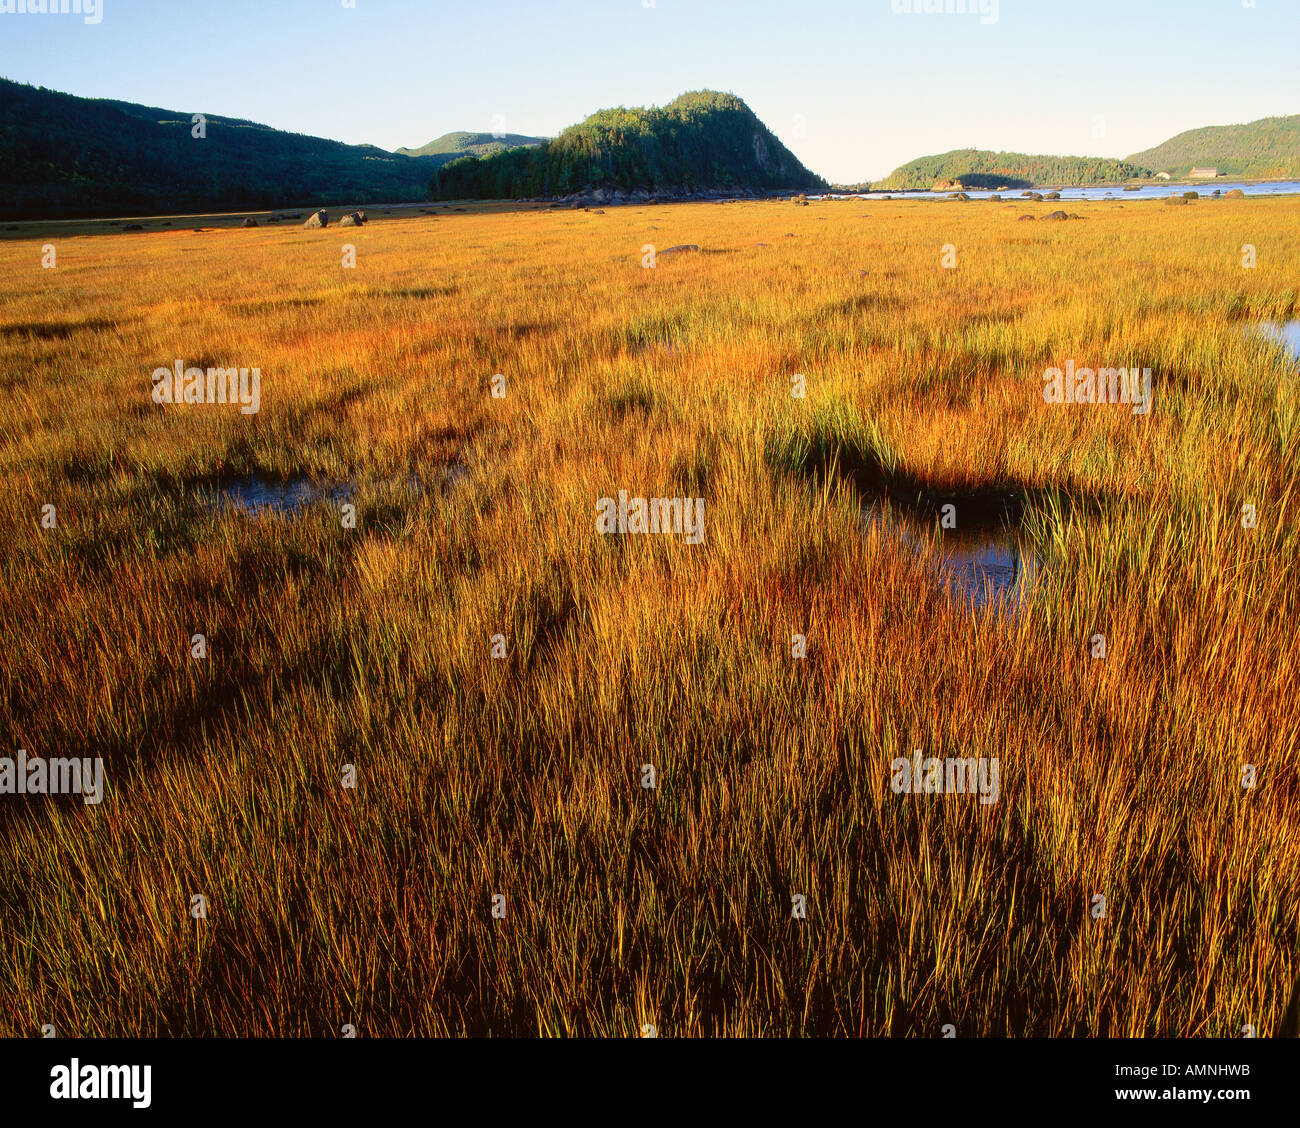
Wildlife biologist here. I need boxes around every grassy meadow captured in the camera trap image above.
[1,194,1297,1036]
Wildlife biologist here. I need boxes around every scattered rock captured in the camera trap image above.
[123,224,144,232]
[659,244,701,255]
[339,211,366,226]
[793,194,809,207]
[303,209,329,228]
[1028,192,1044,202]
[241,218,259,227]
[1044,191,1061,200]
[1042,210,1070,221]
[1017,215,1035,222]
[989,194,1001,201]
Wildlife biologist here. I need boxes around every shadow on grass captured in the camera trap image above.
[769,418,1109,535]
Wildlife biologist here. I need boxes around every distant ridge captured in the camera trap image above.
[1124,115,1300,179]
[873,149,1152,191]
[868,113,1300,189]
[430,90,826,200]
[396,131,548,166]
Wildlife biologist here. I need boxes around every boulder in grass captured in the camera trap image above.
[339,211,366,227]
[1042,210,1070,221]
[1044,191,1061,200]
[242,218,259,227]
[659,244,701,255]
[1017,215,1035,222]
[303,209,328,228]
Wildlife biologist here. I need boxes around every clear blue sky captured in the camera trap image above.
[1,0,1296,182]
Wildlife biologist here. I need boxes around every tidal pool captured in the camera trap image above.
[204,465,466,516]
[1258,320,1300,365]
[207,476,352,515]
[864,502,1041,612]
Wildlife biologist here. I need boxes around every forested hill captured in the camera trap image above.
[873,149,1153,190]
[429,91,826,200]
[0,78,439,220]
[1124,115,1300,178]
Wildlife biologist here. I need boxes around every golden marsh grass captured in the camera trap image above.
[1,196,1297,1036]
